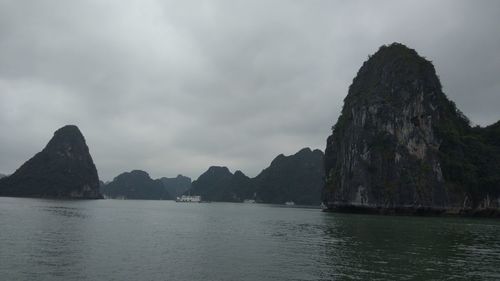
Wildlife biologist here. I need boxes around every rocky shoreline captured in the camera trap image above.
[323,204,500,217]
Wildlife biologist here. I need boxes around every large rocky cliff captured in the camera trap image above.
[0,125,102,198]
[323,43,500,214]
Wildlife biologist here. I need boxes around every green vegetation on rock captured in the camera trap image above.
[324,43,500,213]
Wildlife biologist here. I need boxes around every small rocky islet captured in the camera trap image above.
[0,125,101,199]
[1,43,499,216]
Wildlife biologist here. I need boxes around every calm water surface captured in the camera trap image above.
[1,197,500,280]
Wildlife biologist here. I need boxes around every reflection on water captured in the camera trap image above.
[40,206,88,218]
[321,214,500,280]
[33,205,89,280]
[1,197,500,281]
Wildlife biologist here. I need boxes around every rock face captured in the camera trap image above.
[323,43,500,214]
[189,166,253,202]
[231,170,256,201]
[188,148,325,204]
[0,125,102,198]
[254,148,325,205]
[0,174,6,179]
[101,170,172,200]
[159,175,191,198]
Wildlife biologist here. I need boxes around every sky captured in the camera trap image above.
[1,0,499,181]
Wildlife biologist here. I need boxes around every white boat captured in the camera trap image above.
[285,201,295,206]
[176,195,201,203]
[243,199,256,203]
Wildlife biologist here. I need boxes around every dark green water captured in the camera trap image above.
[1,197,499,280]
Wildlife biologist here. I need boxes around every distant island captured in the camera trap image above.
[188,148,324,205]
[0,125,102,199]
[323,43,500,216]
[158,175,192,198]
[100,171,191,200]
[253,148,324,205]
[101,148,324,205]
[0,122,323,204]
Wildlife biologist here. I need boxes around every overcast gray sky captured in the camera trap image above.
[1,0,499,181]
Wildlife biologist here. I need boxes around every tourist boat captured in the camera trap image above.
[285,201,295,206]
[176,195,201,203]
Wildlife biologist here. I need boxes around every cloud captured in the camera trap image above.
[1,0,499,180]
